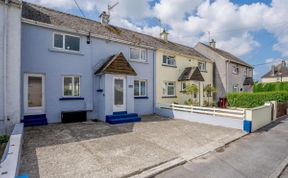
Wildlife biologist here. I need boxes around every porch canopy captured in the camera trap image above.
[178,67,204,81]
[243,77,254,86]
[95,52,137,76]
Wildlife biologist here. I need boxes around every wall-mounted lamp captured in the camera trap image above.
[87,32,91,44]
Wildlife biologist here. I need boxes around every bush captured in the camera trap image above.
[253,82,288,92]
[0,135,9,144]
[227,91,288,108]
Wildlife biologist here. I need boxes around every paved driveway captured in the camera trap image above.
[20,115,244,178]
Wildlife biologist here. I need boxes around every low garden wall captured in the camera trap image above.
[0,123,24,178]
[155,105,243,130]
[244,103,273,132]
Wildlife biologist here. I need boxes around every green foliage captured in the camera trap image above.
[184,84,199,95]
[0,135,9,144]
[184,98,199,106]
[227,91,288,108]
[253,82,288,92]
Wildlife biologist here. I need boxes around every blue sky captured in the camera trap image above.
[27,0,288,80]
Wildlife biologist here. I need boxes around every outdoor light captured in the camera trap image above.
[87,32,91,44]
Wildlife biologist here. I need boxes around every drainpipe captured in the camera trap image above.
[226,60,230,94]
[3,0,9,129]
[152,50,156,113]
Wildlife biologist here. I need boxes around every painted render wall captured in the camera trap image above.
[155,49,213,106]
[0,1,21,133]
[21,23,155,123]
[195,43,253,100]
[261,77,288,83]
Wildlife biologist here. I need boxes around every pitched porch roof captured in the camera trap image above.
[178,67,204,82]
[243,77,254,86]
[95,52,137,76]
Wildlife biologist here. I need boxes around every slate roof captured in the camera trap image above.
[95,52,137,76]
[178,67,204,82]
[0,0,21,6]
[200,43,253,68]
[21,2,211,61]
[243,77,254,86]
[261,62,288,78]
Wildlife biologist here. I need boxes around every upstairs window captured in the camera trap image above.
[53,33,80,52]
[134,80,147,97]
[244,68,247,76]
[198,62,207,72]
[163,55,176,66]
[63,76,80,97]
[130,48,147,62]
[232,65,239,74]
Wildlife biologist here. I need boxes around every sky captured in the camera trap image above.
[25,0,288,80]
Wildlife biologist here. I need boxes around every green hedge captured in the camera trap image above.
[253,82,288,92]
[227,91,288,108]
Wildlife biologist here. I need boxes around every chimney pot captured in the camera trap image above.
[99,11,110,25]
[160,29,169,42]
[209,39,216,48]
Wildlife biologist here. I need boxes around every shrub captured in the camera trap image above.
[253,82,288,92]
[227,91,288,108]
[0,135,9,144]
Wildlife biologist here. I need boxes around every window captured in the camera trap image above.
[198,62,207,72]
[181,82,186,91]
[63,76,80,97]
[232,65,239,74]
[163,82,176,96]
[163,55,176,66]
[53,33,80,52]
[130,48,147,62]
[134,80,147,97]
[244,68,247,76]
[233,84,239,92]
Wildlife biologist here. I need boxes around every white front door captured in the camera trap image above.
[113,76,126,112]
[24,73,45,115]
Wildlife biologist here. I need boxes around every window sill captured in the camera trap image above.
[49,48,84,56]
[59,97,84,101]
[130,59,149,64]
[162,64,177,68]
[162,96,177,98]
[134,96,149,99]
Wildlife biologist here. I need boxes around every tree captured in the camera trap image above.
[204,84,216,106]
[184,84,199,105]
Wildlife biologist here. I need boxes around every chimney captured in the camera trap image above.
[209,39,216,48]
[99,11,110,25]
[282,60,286,67]
[160,29,169,42]
[271,65,275,76]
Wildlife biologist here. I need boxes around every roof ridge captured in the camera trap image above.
[23,1,200,52]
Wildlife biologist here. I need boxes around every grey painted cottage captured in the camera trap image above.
[195,40,254,100]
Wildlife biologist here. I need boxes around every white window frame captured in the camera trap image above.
[163,81,176,97]
[244,68,247,76]
[134,80,147,97]
[53,32,81,52]
[198,61,207,72]
[232,64,239,75]
[162,55,176,66]
[62,75,81,97]
[130,47,147,62]
[181,82,186,91]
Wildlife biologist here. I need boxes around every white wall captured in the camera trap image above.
[0,1,22,133]
[245,103,272,132]
[155,107,243,129]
